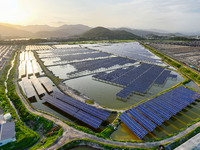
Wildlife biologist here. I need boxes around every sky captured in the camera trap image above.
[0,0,200,32]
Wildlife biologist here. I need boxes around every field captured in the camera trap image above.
[148,43,200,69]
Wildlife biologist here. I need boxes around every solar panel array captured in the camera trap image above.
[54,91,109,120]
[0,46,15,74]
[43,92,110,129]
[85,42,161,64]
[93,63,177,99]
[38,48,95,59]
[119,86,200,139]
[119,113,148,139]
[117,65,165,98]
[154,70,171,85]
[74,110,103,129]
[43,95,79,116]
[136,105,164,125]
[56,52,111,62]
[68,57,136,75]
[128,108,157,132]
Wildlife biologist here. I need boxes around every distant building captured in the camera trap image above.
[0,122,16,146]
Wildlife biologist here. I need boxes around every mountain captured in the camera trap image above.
[115,28,184,38]
[34,24,91,38]
[0,23,186,40]
[0,23,91,39]
[0,25,32,38]
[56,24,90,31]
[80,27,143,40]
[19,25,55,33]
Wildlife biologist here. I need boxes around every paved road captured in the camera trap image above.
[175,132,200,150]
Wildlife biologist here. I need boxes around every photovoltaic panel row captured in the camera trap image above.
[116,65,164,99]
[68,57,135,75]
[43,95,103,129]
[113,63,153,86]
[54,91,110,120]
[144,86,200,120]
[43,95,79,116]
[171,86,200,102]
[159,95,187,110]
[151,98,179,115]
[119,86,200,139]
[136,104,164,126]
[119,113,148,139]
[74,110,103,129]
[94,66,136,82]
[58,52,111,62]
[128,108,157,132]
[38,49,95,58]
[154,70,171,85]
[144,101,172,120]
[86,42,161,63]
[159,95,184,110]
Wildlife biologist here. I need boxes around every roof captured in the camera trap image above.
[22,77,37,98]
[39,77,54,93]
[31,77,46,95]
[0,122,15,141]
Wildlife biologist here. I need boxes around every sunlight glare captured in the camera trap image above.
[0,0,31,24]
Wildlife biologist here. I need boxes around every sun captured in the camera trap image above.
[0,0,31,24]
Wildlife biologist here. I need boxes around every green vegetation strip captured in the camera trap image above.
[0,50,39,150]
[1,50,63,150]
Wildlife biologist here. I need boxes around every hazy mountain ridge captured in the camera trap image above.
[0,25,32,37]
[0,23,189,39]
[113,28,184,38]
[80,27,143,40]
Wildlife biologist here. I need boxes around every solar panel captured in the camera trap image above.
[128,108,157,132]
[74,110,103,129]
[144,101,172,120]
[151,98,178,115]
[119,113,148,139]
[154,70,171,85]
[43,95,104,129]
[54,91,110,120]
[43,95,79,116]
[115,64,166,99]
[136,104,164,126]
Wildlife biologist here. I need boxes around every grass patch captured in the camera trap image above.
[85,99,94,104]
[30,128,63,150]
